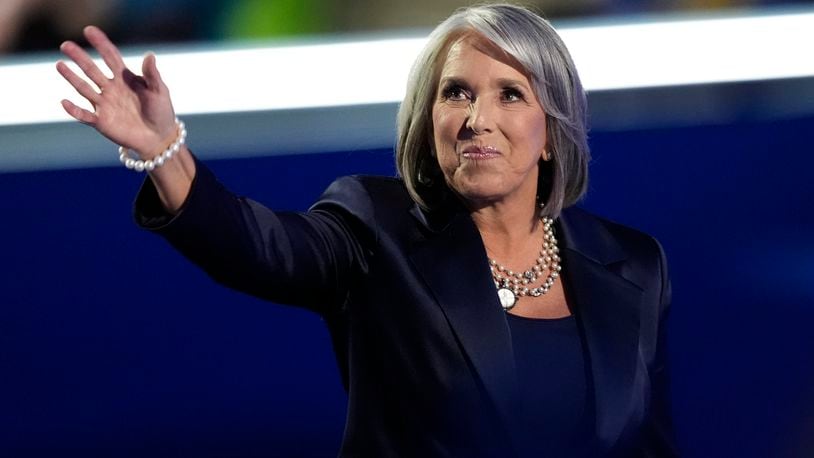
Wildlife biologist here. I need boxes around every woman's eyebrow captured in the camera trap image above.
[439,76,530,90]
[438,76,468,88]
[495,77,530,89]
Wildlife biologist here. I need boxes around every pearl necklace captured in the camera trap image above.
[489,216,562,311]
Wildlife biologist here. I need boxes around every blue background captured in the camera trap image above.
[1,110,813,456]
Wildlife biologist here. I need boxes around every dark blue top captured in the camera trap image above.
[506,312,598,457]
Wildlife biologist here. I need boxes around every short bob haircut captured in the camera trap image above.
[396,3,590,219]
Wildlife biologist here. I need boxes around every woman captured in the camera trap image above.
[57,4,677,457]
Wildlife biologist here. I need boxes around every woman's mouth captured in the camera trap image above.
[461,145,501,160]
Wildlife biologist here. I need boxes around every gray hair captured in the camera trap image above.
[395,3,590,218]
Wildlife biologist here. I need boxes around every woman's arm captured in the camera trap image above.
[134,157,375,314]
[56,25,193,213]
[57,27,375,314]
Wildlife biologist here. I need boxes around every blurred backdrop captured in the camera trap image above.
[1,1,813,457]
[3,0,814,53]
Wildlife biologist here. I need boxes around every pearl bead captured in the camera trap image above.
[117,118,186,173]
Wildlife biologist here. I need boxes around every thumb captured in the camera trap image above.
[142,52,162,88]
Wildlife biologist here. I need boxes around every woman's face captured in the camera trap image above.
[431,36,547,209]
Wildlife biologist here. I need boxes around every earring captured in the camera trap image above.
[418,167,434,186]
[537,199,547,218]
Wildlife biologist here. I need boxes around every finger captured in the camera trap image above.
[142,52,163,90]
[83,25,126,75]
[56,60,100,105]
[59,40,109,89]
[60,99,98,126]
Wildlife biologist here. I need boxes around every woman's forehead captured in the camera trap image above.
[440,33,529,79]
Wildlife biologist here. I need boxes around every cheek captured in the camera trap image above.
[432,108,456,142]
[508,116,547,159]
[431,109,461,164]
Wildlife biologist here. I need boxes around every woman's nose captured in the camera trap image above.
[465,99,494,134]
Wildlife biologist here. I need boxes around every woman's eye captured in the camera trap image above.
[502,88,524,102]
[442,85,468,101]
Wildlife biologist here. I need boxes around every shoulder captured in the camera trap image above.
[308,175,415,240]
[320,175,409,200]
[310,175,412,215]
[560,206,669,295]
[560,206,665,260]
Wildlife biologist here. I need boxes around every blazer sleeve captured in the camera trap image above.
[638,237,680,457]
[133,155,376,316]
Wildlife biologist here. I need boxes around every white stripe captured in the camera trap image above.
[1,8,813,127]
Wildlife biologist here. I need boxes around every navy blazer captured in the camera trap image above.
[136,157,678,457]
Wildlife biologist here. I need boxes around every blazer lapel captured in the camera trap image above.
[558,208,644,451]
[408,204,520,440]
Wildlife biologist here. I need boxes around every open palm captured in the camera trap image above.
[56,26,178,157]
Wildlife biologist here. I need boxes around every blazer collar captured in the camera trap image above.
[408,203,644,453]
[557,206,627,265]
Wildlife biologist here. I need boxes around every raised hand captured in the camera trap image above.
[56,26,178,158]
[57,25,195,212]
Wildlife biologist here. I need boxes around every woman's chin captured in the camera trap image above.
[450,184,507,207]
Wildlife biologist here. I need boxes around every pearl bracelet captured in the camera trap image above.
[118,118,187,172]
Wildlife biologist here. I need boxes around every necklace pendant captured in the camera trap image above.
[497,288,517,311]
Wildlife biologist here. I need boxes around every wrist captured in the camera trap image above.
[119,118,187,172]
[138,124,182,160]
